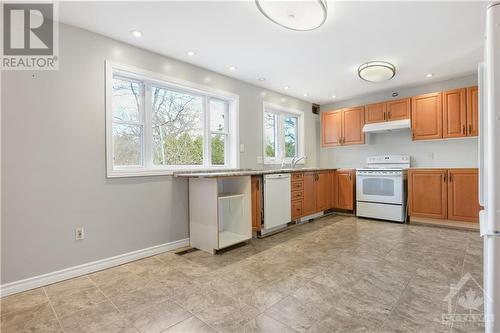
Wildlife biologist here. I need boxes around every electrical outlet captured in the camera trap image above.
[75,227,84,240]
[428,152,434,160]
[240,144,245,153]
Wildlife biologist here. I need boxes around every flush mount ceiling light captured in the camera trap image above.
[358,61,396,82]
[228,65,237,71]
[186,50,196,56]
[426,73,434,78]
[255,0,328,31]
[258,77,266,81]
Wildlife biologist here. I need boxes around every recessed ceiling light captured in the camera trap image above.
[358,61,396,82]
[426,73,434,78]
[258,77,266,81]
[255,0,328,31]
[303,93,308,97]
[186,51,196,56]
[284,86,289,90]
[331,95,336,99]
[130,30,142,38]
[228,65,237,71]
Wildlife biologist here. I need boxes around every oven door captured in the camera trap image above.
[356,172,403,204]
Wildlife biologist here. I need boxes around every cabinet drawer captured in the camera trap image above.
[291,172,304,181]
[291,200,302,219]
[291,181,303,190]
[291,190,303,200]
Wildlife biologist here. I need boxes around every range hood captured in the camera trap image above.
[362,119,411,133]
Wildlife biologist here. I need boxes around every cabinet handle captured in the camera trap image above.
[468,124,472,135]
[449,174,453,182]
[383,112,386,121]
[443,174,447,182]
[388,111,391,119]
[462,125,466,135]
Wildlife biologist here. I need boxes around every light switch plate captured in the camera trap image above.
[240,144,245,153]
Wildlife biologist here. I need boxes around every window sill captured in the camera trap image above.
[107,167,237,178]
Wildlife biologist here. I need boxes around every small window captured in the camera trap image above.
[263,103,305,165]
[106,62,239,177]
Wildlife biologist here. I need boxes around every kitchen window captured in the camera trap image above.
[263,102,305,165]
[106,62,239,177]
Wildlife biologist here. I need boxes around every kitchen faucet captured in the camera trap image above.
[291,156,305,169]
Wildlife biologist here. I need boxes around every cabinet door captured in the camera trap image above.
[365,102,386,124]
[251,176,262,231]
[321,111,343,147]
[316,172,331,211]
[387,98,411,121]
[408,169,447,219]
[467,86,479,137]
[335,170,354,210]
[343,107,365,145]
[330,170,337,209]
[448,169,480,222]
[443,88,467,138]
[302,172,317,216]
[411,92,442,140]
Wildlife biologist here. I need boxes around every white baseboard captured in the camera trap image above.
[0,238,190,298]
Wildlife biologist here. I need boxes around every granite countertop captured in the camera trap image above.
[173,167,339,178]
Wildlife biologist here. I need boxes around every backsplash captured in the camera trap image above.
[320,130,478,168]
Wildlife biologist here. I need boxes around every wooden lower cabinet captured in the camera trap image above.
[302,172,318,216]
[251,176,262,231]
[408,169,447,219]
[448,169,480,222]
[408,169,479,223]
[333,170,355,210]
[316,172,331,211]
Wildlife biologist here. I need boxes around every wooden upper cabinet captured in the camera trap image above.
[334,170,354,210]
[408,169,448,219]
[251,176,261,231]
[386,98,411,121]
[411,92,443,140]
[343,107,365,145]
[443,88,467,138]
[321,111,343,147]
[302,172,317,216]
[365,102,386,124]
[316,172,331,211]
[447,169,480,222]
[467,86,479,137]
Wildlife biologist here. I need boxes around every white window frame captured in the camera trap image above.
[262,102,305,165]
[105,61,239,177]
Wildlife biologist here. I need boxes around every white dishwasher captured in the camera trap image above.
[263,173,291,235]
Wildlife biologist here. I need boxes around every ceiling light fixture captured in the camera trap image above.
[358,61,396,82]
[284,86,289,90]
[228,65,237,71]
[255,0,328,31]
[186,51,196,56]
[331,95,336,99]
[303,93,308,97]
[426,73,434,78]
[130,30,142,38]
[258,77,266,81]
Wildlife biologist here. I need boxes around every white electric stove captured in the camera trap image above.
[356,155,410,223]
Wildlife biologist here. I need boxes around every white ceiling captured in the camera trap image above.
[59,1,487,104]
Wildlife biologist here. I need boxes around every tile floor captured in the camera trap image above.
[0,215,484,333]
